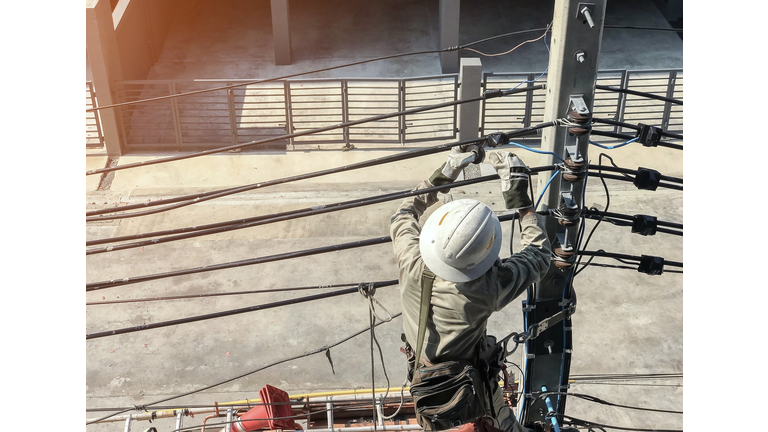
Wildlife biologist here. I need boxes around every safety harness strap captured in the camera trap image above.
[414,267,436,372]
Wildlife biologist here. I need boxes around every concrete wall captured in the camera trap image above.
[112,0,179,80]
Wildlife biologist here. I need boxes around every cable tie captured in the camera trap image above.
[637,255,664,275]
[631,215,657,236]
[636,123,662,147]
[633,167,661,191]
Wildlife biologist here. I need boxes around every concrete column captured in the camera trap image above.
[457,58,482,142]
[457,58,483,180]
[439,0,460,74]
[271,0,292,65]
[86,0,124,156]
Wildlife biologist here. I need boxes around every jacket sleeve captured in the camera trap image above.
[389,180,442,272]
[493,213,551,311]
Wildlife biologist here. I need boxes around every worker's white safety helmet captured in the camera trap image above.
[419,199,502,283]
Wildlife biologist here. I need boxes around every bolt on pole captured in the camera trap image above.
[519,0,606,428]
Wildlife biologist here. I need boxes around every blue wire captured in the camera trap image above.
[508,141,565,163]
[535,170,560,211]
[589,137,639,149]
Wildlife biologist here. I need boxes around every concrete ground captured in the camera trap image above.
[86,1,683,430]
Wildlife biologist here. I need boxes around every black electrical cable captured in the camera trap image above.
[577,262,682,274]
[86,166,554,254]
[570,373,682,381]
[86,211,532,292]
[562,414,682,432]
[86,237,391,292]
[86,282,396,339]
[85,312,402,424]
[534,392,682,414]
[584,210,682,229]
[578,250,682,268]
[594,85,682,105]
[86,85,543,177]
[604,25,683,33]
[590,130,683,150]
[596,172,682,191]
[591,118,683,140]
[86,281,371,305]
[588,163,683,184]
[85,174,498,254]
[86,121,555,221]
[86,28,549,115]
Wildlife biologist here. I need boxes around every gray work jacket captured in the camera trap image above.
[390,179,551,364]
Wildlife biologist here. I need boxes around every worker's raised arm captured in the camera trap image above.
[389,147,479,269]
[487,151,551,310]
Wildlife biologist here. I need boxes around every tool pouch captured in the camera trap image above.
[410,360,487,431]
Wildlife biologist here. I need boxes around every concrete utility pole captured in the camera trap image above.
[519,0,606,428]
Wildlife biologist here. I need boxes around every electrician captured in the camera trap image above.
[390,146,551,432]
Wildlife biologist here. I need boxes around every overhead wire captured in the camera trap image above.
[595,84,682,105]
[86,120,557,221]
[86,27,551,114]
[534,392,682,415]
[592,118,682,140]
[86,166,561,254]
[463,25,550,57]
[562,414,682,432]
[590,130,682,150]
[86,312,402,424]
[86,281,369,305]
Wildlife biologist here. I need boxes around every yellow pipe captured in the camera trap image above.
[150,379,576,418]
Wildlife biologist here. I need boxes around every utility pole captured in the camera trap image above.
[519,0,606,429]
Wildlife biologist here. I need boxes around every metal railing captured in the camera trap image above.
[481,69,683,137]
[85,81,104,149]
[109,75,458,152]
[86,69,681,152]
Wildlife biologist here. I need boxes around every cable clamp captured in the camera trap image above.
[486,132,509,148]
[633,167,661,191]
[637,255,665,275]
[134,405,148,412]
[636,123,662,147]
[631,214,658,236]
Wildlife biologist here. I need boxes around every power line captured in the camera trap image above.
[85,281,368,305]
[86,237,392,292]
[85,28,550,114]
[534,392,682,414]
[85,163,679,255]
[562,414,682,432]
[595,84,682,105]
[86,281,398,339]
[86,121,557,221]
[592,118,682,140]
[604,25,683,33]
[86,312,402,424]
[590,130,682,150]
[85,85,544,177]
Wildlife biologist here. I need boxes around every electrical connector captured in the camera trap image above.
[637,255,664,275]
[633,167,661,191]
[631,215,657,236]
[637,123,662,147]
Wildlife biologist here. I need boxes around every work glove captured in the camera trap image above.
[429,146,484,186]
[488,151,533,210]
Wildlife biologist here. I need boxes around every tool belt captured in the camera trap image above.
[403,268,507,431]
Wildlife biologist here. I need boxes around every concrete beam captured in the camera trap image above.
[86,0,125,156]
[438,0,460,74]
[271,0,292,65]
